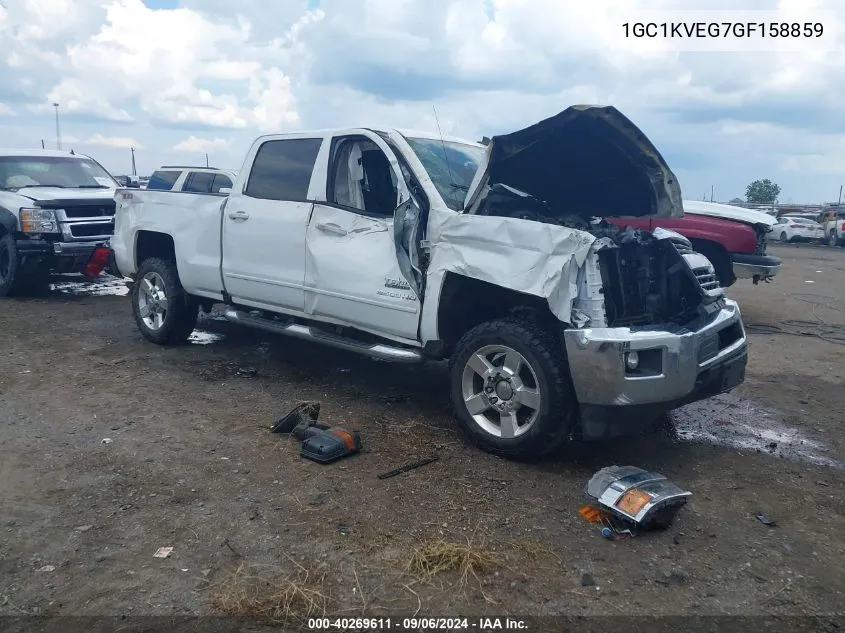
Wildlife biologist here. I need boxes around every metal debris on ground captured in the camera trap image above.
[236,367,258,378]
[756,513,777,527]
[37,565,55,572]
[153,547,173,558]
[101,438,113,444]
[378,455,440,480]
[585,466,691,531]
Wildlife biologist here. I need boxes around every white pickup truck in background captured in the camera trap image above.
[823,209,845,247]
[111,105,748,460]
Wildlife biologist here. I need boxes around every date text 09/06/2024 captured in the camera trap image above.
[623,22,823,38]
[307,617,528,630]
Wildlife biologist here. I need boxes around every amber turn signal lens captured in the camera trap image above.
[615,488,652,516]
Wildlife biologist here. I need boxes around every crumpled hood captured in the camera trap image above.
[464,105,683,219]
[14,187,116,203]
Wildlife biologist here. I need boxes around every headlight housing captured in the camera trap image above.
[19,208,58,234]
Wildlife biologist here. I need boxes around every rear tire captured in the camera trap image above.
[449,316,576,461]
[131,257,198,345]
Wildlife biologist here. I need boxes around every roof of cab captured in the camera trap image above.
[251,128,483,148]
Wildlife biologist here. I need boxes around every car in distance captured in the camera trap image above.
[769,216,825,243]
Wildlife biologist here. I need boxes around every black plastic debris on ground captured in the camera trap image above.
[270,402,361,465]
[271,402,320,433]
[236,367,258,378]
[756,513,777,527]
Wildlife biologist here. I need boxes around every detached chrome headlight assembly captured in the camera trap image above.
[19,208,58,234]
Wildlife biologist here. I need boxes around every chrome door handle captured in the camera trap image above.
[316,222,348,236]
[228,210,249,221]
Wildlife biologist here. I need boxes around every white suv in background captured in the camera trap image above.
[145,166,237,194]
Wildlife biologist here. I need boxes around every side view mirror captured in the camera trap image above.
[218,187,232,195]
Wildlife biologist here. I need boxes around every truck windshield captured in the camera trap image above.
[404,137,486,211]
[0,156,117,190]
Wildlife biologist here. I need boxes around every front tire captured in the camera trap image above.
[779,231,789,243]
[132,257,198,344]
[0,232,19,298]
[0,233,48,297]
[449,316,576,460]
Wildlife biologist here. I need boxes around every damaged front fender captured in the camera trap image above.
[425,210,596,324]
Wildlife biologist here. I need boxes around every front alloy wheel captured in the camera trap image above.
[449,317,576,460]
[779,231,789,243]
[461,345,542,439]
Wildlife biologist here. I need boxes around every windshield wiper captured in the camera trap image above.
[76,185,110,189]
[14,184,67,189]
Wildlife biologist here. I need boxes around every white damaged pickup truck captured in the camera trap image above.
[111,105,747,459]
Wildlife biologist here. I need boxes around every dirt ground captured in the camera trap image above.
[1,243,844,628]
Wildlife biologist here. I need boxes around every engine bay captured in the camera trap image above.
[475,183,718,327]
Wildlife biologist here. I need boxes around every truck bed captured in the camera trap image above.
[112,189,228,298]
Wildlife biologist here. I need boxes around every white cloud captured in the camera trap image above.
[0,102,14,116]
[0,0,844,201]
[172,136,230,153]
[84,133,142,149]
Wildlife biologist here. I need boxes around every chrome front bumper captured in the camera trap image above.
[563,299,747,439]
[732,254,782,280]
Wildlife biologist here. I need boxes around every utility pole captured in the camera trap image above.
[710,185,714,202]
[41,139,45,149]
[131,147,137,177]
[205,153,209,168]
[838,185,842,206]
[53,102,61,150]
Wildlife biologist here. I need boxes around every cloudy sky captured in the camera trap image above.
[1,0,843,203]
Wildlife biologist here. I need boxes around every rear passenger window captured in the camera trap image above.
[244,139,322,201]
[147,170,180,190]
[211,174,232,193]
[182,171,214,193]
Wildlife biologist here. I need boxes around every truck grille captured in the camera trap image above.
[692,266,720,291]
[69,222,114,238]
[63,204,114,218]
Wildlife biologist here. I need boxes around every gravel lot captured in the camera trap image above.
[1,243,843,626]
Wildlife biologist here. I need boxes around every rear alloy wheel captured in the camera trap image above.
[449,317,575,460]
[132,257,198,345]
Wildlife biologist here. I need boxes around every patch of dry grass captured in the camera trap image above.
[507,539,561,562]
[210,563,328,625]
[406,537,497,587]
